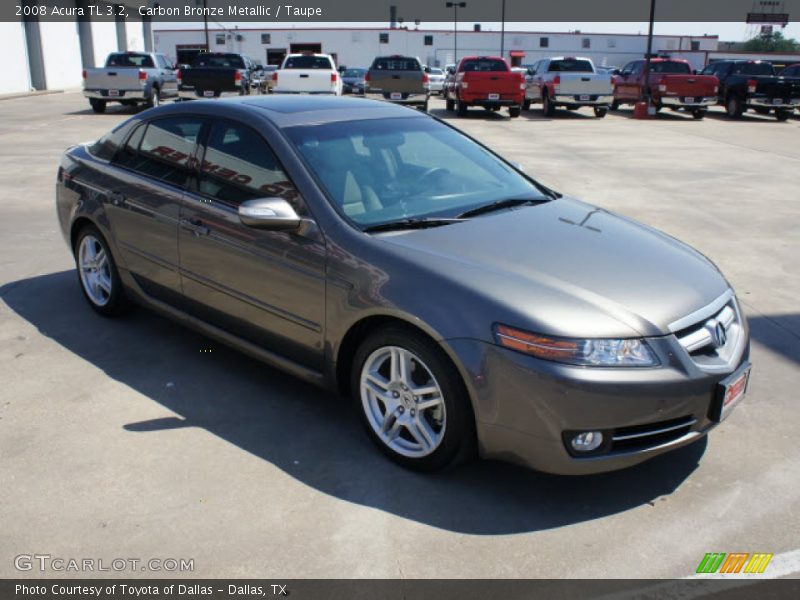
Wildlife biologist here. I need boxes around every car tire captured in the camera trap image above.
[522,99,531,110]
[89,99,106,114]
[692,109,706,120]
[610,100,620,111]
[145,86,160,109]
[351,325,476,472]
[456,95,468,117]
[542,92,554,116]
[421,100,429,113]
[509,105,521,118]
[775,109,791,121]
[726,95,744,119]
[594,107,608,118]
[73,225,131,317]
[445,94,455,111]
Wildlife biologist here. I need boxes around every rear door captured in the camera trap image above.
[616,61,643,101]
[106,115,205,301]
[178,119,326,369]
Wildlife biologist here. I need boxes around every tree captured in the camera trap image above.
[743,31,800,52]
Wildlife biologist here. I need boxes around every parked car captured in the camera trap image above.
[596,66,621,76]
[55,96,751,475]
[424,66,446,95]
[178,52,255,99]
[272,53,342,95]
[612,58,719,119]
[341,68,367,94]
[778,63,800,78]
[701,60,800,121]
[445,56,525,117]
[83,51,178,113]
[524,56,613,117]
[365,55,429,111]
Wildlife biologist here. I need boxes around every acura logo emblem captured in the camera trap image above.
[706,319,728,348]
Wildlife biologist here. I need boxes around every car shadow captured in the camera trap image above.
[521,109,600,121]
[606,108,703,122]
[746,314,800,366]
[703,110,782,124]
[428,107,510,121]
[2,270,711,535]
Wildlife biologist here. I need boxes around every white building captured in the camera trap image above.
[153,26,720,71]
[0,1,155,96]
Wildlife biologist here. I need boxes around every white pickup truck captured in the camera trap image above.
[83,52,178,113]
[523,56,614,118]
[272,53,342,95]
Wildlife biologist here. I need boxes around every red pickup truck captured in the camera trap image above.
[444,56,525,118]
[612,58,719,119]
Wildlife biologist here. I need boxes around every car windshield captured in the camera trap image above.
[548,59,594,72]
[732,62,775,76]
[285,117,547,228]
[106,53,154,68]
[284,56,333,69]
[344,69,366,77]
[192,54,245,68]
[650,61,691,74]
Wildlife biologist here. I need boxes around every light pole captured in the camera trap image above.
[500,0,506,59]
[445,2,466,64]
[642,0,656,105]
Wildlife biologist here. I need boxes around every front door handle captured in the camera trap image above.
[108,191,125,205]
[180,217,210,237]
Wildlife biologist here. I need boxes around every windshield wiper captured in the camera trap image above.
[456,197,549,219]
[362,218,466,233]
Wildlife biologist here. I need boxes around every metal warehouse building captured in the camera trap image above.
[153,26,720,71]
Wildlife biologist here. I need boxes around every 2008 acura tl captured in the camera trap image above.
[55,96,750,474]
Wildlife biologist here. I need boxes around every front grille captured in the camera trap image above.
[610,416,696,452]
[670,293,745,372]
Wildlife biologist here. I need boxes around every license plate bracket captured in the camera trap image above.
[108,89,119,97]
[203,90,215,97]
[772,98,783,105]
[685,97,695,103]
[710,362,751,422]
[579,94,590,101]
[488,93,500,100]
[390,92,402,100]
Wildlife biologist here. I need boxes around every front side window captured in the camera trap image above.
[199,122,301,210]
[732,62,774,76]
[286,118,546,227]
[114,117,203,188]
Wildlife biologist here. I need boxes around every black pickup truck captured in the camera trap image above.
[178,52,255,100]
[701,60,800,121]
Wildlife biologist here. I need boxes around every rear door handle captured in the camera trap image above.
[108,191,125,205]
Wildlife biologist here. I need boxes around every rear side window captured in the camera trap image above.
[548,59,594,72]
[198,122,301,210]
[461,59,507,72]
[732,62,774,76]
[88,120,137,160]
[371,57,421,71]
[106,53,155,68]
[649,61,691,74]
[283,55,333,70]
[113,117,203,188]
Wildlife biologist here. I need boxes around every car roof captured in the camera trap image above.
[145,96,423,128]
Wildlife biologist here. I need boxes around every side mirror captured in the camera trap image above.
[238,198,301,230]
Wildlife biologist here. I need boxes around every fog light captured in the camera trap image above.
[571,431,603,453]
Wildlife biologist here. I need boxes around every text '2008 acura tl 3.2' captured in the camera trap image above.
[55,96,750,474]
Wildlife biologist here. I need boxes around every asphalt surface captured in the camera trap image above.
[1,92,798,579]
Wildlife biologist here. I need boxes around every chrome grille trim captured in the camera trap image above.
[612,417,697,442]
[668,289,733,333]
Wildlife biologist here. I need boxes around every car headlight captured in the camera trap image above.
[494,324,659,367]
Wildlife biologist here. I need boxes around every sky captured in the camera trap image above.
[156,21,800,42]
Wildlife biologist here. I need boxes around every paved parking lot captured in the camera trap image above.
[1,92,798,579]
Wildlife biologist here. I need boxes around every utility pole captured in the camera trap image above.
[446,2,466,64]
[642,0,656,105]
[500,0,506,58]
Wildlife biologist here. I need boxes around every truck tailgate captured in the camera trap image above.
[367,71,426,94]
[275,70,334,92]
[84,68,141,90]
[182,68,239,92]
[659,74,718,97]
[463,72,521,95]
[556,73,613,95]
[758,77,800,99]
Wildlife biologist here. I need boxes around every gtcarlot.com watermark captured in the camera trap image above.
[15,554,194,573]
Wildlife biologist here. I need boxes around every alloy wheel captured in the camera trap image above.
[78,234,112,307]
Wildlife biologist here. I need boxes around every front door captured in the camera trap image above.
[178,119,326,369]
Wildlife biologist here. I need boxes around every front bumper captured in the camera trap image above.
[554,94,614,106]
[83,89,147,101]
[445,328,750,475]
[660,96,717,107]
[748,96,800,109]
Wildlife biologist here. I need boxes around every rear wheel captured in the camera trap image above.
[73,225,130,317]
[420,100,429,113]
[89,99,106,114]
[145,86,160,109]
[775,109,791,122]
[610,100,620,111]
[726,95,744,119]
[352,326,476,471]
[692,109,706,120]
[508,105,521,118]
[445,93,455,111]
[542,92,554,116]
[594,106,608,118]
[456,95,468,117]
[522,99,531,110]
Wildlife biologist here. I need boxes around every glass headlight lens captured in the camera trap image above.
[494,324,659,367]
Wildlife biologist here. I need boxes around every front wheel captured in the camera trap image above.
[542,93,554,116]
[74,225,130,317]
[352,326,476,471]
[594,106,608,118]
[145,86,160,109]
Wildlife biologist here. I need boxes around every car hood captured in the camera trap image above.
[377,197,729,338]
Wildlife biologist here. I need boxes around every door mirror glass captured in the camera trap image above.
[239,198,301,230]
